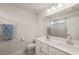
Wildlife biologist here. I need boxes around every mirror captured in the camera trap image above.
[47,17,67,38]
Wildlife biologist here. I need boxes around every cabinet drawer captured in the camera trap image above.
[41,42,48,54]
[49,46,70,55]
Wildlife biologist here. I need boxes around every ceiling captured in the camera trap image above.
[10,3,53,14]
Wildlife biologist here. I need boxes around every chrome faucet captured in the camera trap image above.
[66,34,73,45]
[46,34,50,39]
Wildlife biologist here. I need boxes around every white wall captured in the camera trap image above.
[0,4,37,54]
[36,10,49,37]
[67,13,79,40]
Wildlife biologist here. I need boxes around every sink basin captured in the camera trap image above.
[45,36,79,49]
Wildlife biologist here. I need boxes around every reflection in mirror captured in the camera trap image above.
[47,17,67,38]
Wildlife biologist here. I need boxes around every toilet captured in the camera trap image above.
[27,43,35,55]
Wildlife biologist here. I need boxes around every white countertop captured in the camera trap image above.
[35,36,79,55]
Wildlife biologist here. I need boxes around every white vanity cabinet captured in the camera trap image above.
[41,42,49,55]
[35,39,49,55]
[49,46,70,55]
[35,38,71,55]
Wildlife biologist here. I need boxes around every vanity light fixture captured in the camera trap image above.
[47,6,56,12]
[46,3,64,13]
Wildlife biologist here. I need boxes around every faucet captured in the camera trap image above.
[66,34,73,45]
[46,34,50,39]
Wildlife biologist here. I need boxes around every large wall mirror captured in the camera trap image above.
[47,17,67,39]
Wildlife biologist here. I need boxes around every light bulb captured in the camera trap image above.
[51,6,56,10]
[47,9,51,12]
[57,4,63,7]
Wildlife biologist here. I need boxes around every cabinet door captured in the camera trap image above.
[49,46,70,55]
[35,40,42,55]
[41,42,49,55]
[41,52,46,55]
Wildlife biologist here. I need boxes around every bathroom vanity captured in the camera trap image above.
[35,36,79,55]
[35,4,79,55]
